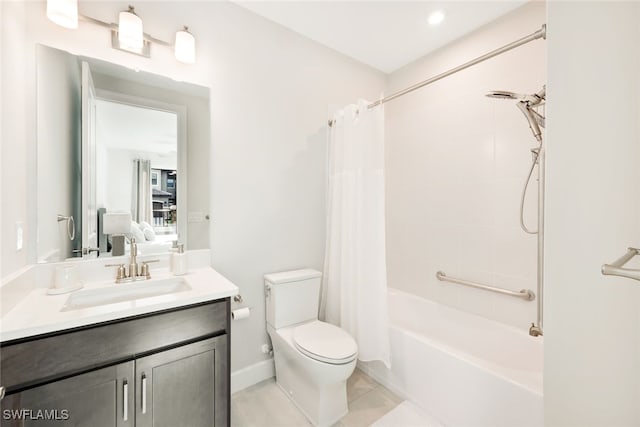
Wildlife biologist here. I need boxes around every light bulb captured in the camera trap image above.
[175,27,196,64]
[118,6,144,49]
[46,0,78,29]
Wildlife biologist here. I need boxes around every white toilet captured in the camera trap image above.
[265,269,358,427]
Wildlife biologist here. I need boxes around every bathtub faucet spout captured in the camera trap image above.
[529,323,543,337]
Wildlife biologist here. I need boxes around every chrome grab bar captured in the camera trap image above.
[436,271,535,301]
[601,247,640,281]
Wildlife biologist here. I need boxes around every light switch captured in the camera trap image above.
[16,222,23,251]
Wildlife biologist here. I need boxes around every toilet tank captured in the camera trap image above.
[265,269,322,329]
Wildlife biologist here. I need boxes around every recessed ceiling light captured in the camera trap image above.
[428,10,445,26]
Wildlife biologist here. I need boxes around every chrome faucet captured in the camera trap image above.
[106,238,158,283]
[129,238,140,279]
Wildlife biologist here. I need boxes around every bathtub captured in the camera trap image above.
[359,289,543,427]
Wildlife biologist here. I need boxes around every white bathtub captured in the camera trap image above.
[359,289,543,427]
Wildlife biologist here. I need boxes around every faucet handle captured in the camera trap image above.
[140,259,159,279]
[105,263,127,281]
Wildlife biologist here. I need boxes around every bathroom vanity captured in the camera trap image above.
[0,261,237,427]
[0,42,229,426]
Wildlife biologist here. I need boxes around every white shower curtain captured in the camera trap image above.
[321,99,391,368]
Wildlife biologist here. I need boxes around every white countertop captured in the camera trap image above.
[1,267,238,342]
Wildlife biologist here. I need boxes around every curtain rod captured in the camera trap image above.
[328,24,546,127]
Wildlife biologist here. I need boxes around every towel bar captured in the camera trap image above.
[601,247,640,281]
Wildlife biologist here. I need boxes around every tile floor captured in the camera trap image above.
[231,368,403,427]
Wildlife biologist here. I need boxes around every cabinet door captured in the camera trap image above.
[0,361,134,427]
[135,335,228,427]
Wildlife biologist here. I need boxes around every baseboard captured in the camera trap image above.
[357,361,408,402]
[231,358,275,394]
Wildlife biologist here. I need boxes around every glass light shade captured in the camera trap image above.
[175,29,196,64]
[118,9,144,49]
[46,0,78,29]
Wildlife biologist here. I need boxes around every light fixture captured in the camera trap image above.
[118,6,143,49]
[45,2,195,64]
[427,10,446,26]
[175,26,196,64]
[46,0,78,29]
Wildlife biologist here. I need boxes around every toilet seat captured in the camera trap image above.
[293,321,358,365]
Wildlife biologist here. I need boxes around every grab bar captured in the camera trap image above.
[436,271,535,300]
[601,247,640,281]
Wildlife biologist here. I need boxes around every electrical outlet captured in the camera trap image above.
[16,222,23,251]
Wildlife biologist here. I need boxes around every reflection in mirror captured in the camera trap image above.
[36,44,210,263]
[95,99,179,256]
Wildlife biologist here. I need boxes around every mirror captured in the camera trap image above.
[36,44,210,262]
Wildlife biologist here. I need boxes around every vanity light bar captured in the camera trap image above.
[46,1,196,64]
[79,14,175,59]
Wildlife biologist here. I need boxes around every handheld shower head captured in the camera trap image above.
[517,101,543,143]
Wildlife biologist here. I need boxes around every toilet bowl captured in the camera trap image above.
[265,269,358,427]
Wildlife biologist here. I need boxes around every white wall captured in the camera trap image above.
[385,2,545,329]
[1,1,35,277]
[204,5,385,373]
[0,1,385,375]
[36,45,81,262]
[0,0,3,279]
[544,2,640,425]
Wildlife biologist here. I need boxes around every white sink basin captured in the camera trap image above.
[61,277,191,311]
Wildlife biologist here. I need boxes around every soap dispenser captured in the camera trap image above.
[172,243,187,276]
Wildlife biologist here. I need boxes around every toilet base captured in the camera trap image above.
[274,356,349,427]
[268,324,356,427]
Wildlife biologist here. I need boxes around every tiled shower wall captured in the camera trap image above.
[385,1,546,329]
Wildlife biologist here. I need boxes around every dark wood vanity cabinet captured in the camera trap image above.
[0,299,230,427]
[135,336,227,427]
[2,362,135,427]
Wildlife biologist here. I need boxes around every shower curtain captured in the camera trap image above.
[132,159,152,225]
[321,99,391,368]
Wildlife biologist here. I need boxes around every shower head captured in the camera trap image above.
[485,90,525,100]
[486,86,546,143]
[486,88,545,105]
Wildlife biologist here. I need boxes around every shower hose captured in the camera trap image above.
[520,147,540,235]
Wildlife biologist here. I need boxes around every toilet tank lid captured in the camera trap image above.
[264,269,322,285]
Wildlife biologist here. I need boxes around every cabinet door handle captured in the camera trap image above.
[141,373,147,414]
[123,379,129,421]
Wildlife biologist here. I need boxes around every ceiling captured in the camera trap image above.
[234,1,527,73]
[95,99,177,155]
